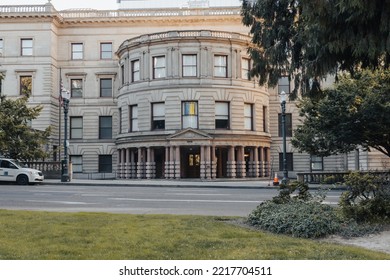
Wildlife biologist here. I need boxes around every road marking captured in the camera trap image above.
[25,200,96,205]
[109,198,261,203]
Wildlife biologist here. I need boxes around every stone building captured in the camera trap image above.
[0,2,388,180]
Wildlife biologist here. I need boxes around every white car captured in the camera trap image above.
[0,158,44,185]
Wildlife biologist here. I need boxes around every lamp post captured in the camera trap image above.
[279,90,288,185]
[61,89,71,182]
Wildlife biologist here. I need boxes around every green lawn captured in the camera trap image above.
[0,209,388,260]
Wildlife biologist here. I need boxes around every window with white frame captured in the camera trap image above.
[70,117,83,139]
[214,55,227,77]
[182,101,198,129]
[70,79,83,98]
[71,43,83,60]
[153,56,166,79]
[21,38,33,56]
[278,76,290,94]
[244,103,253,130]
[100,78,112,97]
[241,57,251,80]
[131,59,140,82]
[100,42,112,59]
[215,102,229,129]
[182,54,197,77]
[70,155,83,173]
[129,105,138,132]
[152,102,165,130]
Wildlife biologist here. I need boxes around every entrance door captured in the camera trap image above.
[181,147,200,178]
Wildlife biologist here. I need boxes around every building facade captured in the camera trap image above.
[0,2,388,180]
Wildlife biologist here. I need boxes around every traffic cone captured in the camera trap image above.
[273,172,279,186]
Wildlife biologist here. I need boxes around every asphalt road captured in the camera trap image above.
[0,183,343,217]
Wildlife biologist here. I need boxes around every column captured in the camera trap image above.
[253,147,259,178]
[165,146,170,179]
[169,146,175,179]
[130,149,136,178]
[205,145,211,179]
[146,147,152,179]
[211,145,217,179]
[227,146,236,178]
[117,149,122,179]
[137,147,145,179]
[174,146,181,179]
[200,146,205,179]
[236,146,246,178]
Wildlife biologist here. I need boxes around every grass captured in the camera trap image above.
[0,209,389,260]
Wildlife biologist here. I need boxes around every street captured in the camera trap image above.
[0,182,343,217]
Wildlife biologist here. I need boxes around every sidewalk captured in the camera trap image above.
[43,178,277,189]
[42,178,338,190]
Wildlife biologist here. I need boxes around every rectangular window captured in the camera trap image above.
[70,117,83,139]
[263,106,268,132]
[21,38,33,56]
[71,43,83,60]
[152,102,165,130]
[99,116,112,139]
[119,107,122,134]
[70,79,83,98]
[100,42,112,59]
[182,54,197,77]
[131,59,140,82]
[182,101,198,129]
[214,55,227,77]
[100,78,112,97]
[70,155,83,173]
[20,76,32,96]
[244,103,253,130]
[279,152,294,171]
[0,39,3,56]
[129,105,138,132]
[278,113,293,137]
[311,155,323,171]
[99,155,112,173]
[278,76,290,94]
[215,102,229,129]
[241,57,250,80]
[153,56,166,79]
[121,64,125,85]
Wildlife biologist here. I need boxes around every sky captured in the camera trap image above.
[1,0,241,10]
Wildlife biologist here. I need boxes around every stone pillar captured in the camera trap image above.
[205,145,211,179]
[169,146,175,179]
[227,146,236,178]
[130,149,136,179]
[200,145,205,179]
[264,147,270,177]
[117,149,122,179]
[211,145,217,179]
[137,147,145,179]
[165,146,170,179]
[253,147,259,178]
[146,147,152,179]
[174,146,181,179]
[236,146,246,178]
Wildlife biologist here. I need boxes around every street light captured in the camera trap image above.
[61,89,71,182]
[279,90,288,185]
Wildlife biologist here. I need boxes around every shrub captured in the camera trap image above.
[248,200,340,238]
[339,172,390,223]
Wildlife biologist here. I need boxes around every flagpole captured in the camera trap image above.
[59,68,62,165]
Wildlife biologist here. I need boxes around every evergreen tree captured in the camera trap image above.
[0,94,51,161]
[241,0,390,97]
[291,69,390,157]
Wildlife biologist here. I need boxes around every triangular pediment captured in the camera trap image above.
[168,128,212,140]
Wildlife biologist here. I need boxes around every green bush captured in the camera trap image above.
[339,172,390,223]
[248,200,340,238]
